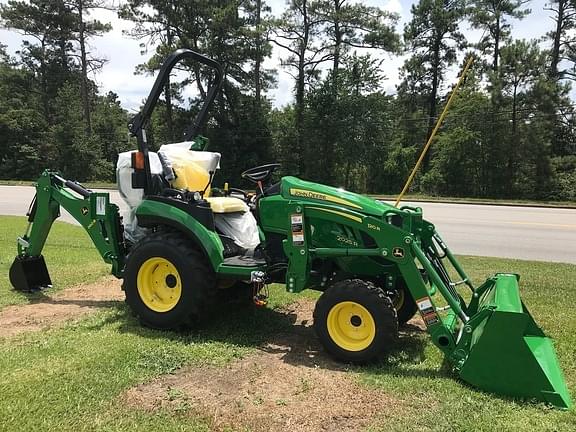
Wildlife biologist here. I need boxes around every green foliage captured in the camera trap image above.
[467,0,531,72]
[0,1,574,200]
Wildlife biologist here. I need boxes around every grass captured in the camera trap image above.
[362,256,576,431]
[0,216,574,430]
[0,216,109,310]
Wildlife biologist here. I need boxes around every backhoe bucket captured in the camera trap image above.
[9,255,52,292]
[458,274,572,409]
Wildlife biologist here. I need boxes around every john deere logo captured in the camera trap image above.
[291,189,327,200]
[81,207,89,216]
[392,247,405,258]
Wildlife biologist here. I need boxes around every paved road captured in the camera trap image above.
[1,185,575,264]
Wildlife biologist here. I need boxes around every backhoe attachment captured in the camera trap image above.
[9,170,125,291]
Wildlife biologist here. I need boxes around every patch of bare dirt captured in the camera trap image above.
[124,300,405,432]
[0,276,123,337]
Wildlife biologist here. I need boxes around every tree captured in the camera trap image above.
[49,81,101,180]
[468,0,530,72]
[303,55,394,190]
[91,91,132,180]
[1,0,111,135]
[0,46,47,178]
[120,0,182,140]
[270,0,329,174]
[121,1,275,158]
[314,0,399,84]
[399,0,466,169]
[546,0,576,80]
[67,0,112,135]
[498,41,555,195]
[1,0,75,123]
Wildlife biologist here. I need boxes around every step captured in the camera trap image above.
[222,255,266,267]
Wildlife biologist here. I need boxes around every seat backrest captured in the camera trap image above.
[158,143,221,196]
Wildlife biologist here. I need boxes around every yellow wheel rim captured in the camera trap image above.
[327,301,376,352]
[137,257,182,313]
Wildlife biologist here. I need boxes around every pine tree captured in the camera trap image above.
[399,0,466,169]
[468,0,530,72]
[67,0,112,135]
[314,0,399,84]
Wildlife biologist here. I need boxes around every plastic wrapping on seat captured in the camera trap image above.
[116,151,163,208]
[159,143,221,194]
[159,142,221,171]
[206,197,249,213]
[121,207,150,244]
[214,211,261,250]
[116,151,163,242]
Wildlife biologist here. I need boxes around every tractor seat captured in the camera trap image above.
[205,197,248,213]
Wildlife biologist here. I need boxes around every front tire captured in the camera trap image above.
[390,279,418,325]
[313,279,398,363]
[123,231,216,329]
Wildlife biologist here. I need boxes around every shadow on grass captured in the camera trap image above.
[7,289,121,309]
[8,285,449,381]
[57,300,566,408]
[91,300,445,380]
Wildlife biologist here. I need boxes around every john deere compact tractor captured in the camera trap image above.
[9,49,572,409]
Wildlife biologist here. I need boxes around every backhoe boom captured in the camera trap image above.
[10,170,125,292]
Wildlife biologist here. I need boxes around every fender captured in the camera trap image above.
[135,199,224,271]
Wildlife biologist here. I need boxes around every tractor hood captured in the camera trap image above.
[280,176,393,217]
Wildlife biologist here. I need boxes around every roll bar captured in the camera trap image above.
[127,49,224,194]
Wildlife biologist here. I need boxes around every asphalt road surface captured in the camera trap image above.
[1,185,575,264]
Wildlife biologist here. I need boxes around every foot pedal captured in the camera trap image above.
[9,255,52,292]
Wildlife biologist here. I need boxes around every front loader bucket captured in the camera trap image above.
[9,255,52,292]
[457,274,571,409]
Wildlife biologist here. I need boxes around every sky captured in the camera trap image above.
[0,0,554,112]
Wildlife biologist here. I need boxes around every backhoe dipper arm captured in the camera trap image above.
[14,170,125,288]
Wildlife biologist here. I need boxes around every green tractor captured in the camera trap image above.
[9,49,572,409]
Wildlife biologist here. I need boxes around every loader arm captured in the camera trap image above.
[10,170,126,291]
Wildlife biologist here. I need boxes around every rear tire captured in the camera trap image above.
[123,231,216,329]
[313,279,398,363]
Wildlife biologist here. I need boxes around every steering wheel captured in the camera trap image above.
[241,163,281,185]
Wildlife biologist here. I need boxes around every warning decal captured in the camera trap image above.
[422,313,439,326]
[291,214,303,225]
[416,297,434,314]
[96,196,106,216]
[292,233,304,243]
[416,296,439,327]
[291,213,304,246]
